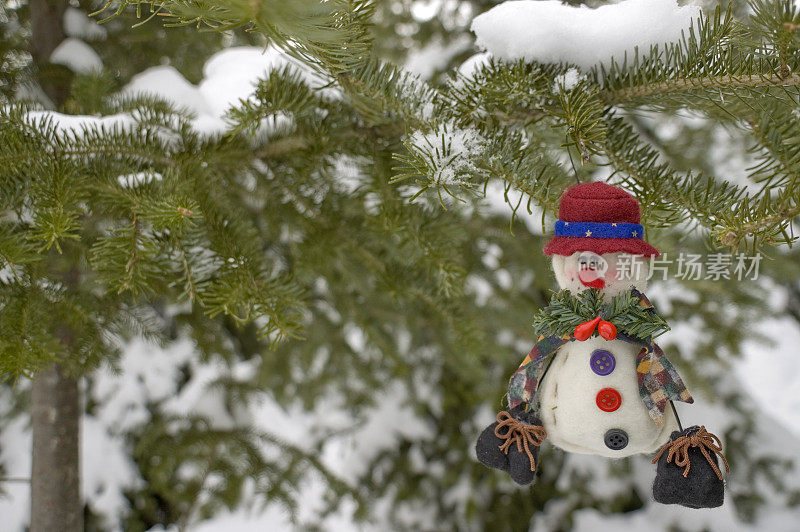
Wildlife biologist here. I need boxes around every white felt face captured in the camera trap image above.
[551,252,649,297]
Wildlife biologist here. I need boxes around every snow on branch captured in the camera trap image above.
[470,0,701,70]
[397,122,488,203]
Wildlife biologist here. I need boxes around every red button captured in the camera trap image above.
[596,388,622,412]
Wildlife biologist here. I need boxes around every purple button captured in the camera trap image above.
[590,350,616,376]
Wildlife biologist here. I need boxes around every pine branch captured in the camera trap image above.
[337,58,437,127]
[718,198,800,246]
[601,73,800,105]
[95,0,375,73]
[253,123,405,159]
[597,113,800,248]
[533,289,669,341]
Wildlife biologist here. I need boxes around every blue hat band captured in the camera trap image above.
[554,221,644,239]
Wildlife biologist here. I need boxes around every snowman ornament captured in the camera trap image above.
[476,182,730,509]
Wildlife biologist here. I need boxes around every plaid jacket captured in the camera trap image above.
[507,292,693,426]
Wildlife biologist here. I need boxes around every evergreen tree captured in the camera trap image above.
[2,0,800,530]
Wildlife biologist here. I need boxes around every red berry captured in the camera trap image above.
[574,316,601,341]
[598,321,617,340]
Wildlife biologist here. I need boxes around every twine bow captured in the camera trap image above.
[652,426,730,480]
[494,411,548,471]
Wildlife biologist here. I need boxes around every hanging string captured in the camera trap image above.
[669,400,684,433]
[565,132,581,184]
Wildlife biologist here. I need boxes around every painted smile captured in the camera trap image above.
[578,269,606,289]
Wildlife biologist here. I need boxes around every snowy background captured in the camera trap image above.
[2,1,800,530]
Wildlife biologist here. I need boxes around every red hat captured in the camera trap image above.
[543,182,659,257]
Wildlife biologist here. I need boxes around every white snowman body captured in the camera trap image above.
[540,252,678,457]
[538,336,677,457]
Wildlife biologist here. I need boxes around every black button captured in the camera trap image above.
[604,429,629,450]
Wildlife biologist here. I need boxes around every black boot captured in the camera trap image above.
[652,425,729,509]
[475,409,546,486]
[476,422,510,471]
[507,443,539,485]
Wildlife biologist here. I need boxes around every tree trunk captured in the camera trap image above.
[28,0,66,63]
[27,2,81,529]
[28,0,68,105]
[30,364,82,532]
